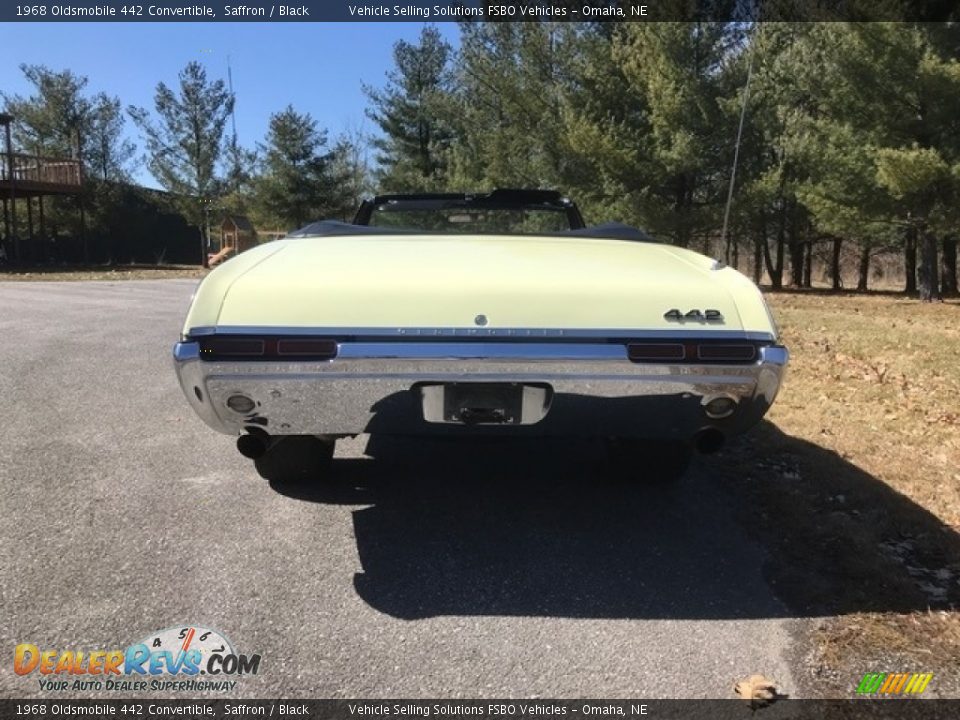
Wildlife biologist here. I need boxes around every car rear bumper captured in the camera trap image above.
[173,337,788,441]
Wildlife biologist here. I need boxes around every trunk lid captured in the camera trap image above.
[214,234,745,332]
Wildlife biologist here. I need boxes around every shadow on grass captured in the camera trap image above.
[269,423,959,621]
[715,422,960,618]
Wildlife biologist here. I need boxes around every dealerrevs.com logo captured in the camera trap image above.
[14,625,261,693]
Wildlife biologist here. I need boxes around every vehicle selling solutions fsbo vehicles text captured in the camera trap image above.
[346,6,649,19]
[346,704,648,717]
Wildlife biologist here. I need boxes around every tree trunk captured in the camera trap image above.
[942,236,958,297]
[831,237,842,290]
[918,228,940,302]
[904,227,917,294]
[857,242,871,291]
[802,241,813,287]
[788,241,805,287]
[753,233,763,284]
[762,219,783,289]
[772,201,786,289]
[674,175,690,248]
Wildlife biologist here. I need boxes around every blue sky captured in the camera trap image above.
[0,22,460,186]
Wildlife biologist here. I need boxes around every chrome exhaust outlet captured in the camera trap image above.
[694,429,725,455]
[237,432,274,459]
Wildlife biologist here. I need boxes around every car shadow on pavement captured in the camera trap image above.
[269,422,960,621]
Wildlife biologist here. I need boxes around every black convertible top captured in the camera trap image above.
[286,189,658,243]
[363,188,572,209]
[286,219,656,243]
[354,188,586,229]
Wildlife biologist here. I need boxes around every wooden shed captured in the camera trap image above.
[211,215,258,266]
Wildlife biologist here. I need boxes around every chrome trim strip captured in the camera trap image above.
[759,345,789,366]
[174,341,200,361]
[336,342,628,361]
[187,325,778,342]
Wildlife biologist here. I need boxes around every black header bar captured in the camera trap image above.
[0,1,958,23]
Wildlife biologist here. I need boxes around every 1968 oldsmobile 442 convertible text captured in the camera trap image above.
[174,190,787,482]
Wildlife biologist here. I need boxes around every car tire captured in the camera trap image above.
[603,438,692,483]
[253,435,336,483]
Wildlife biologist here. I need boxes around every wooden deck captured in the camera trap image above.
[1,152,82,196]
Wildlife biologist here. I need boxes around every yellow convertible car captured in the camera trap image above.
[174,190,787,482]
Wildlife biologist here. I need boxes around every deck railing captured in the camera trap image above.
[1,153,82,188]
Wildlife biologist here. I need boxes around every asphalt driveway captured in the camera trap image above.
[0,280,799,698]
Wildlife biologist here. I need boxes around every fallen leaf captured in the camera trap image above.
[734,674,780,708]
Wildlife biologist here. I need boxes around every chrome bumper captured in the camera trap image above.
[172,341,788,439]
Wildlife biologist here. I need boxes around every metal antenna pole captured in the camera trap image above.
[722,25,758,266]
[227,55,238,145]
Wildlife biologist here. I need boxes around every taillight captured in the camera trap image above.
[276,339,338,358]
[627,343,686,361]
[201,338,265,357]
[697,344,756,361]
[199,337,338,360]
[627,341,759,363]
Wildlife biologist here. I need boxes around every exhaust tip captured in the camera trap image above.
[694,429,725,455]
[237,433,269,459]
[703,396,737,419]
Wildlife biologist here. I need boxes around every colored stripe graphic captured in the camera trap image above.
[879,673,898,693]
[856,673,885,694]
[908,674,933,694]
[857,672,932,695]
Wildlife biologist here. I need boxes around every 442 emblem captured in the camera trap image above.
[664,309,724,322]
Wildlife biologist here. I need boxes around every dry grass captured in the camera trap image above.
[716,291,960,696]
[770,292,960,526]
[0,264,207,281]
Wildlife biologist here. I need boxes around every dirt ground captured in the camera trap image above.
[719,291,960,697]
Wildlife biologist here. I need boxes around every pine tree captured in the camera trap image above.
[780,23,960,299]
[128,61,234,265]
[445,22,580,192]
[86,94,136,183]
[364,26,454,191]
[2,64,90,157]
[561,23,741,248]
[253,106,346,230]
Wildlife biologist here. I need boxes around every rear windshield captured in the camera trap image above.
[367,205,573,234]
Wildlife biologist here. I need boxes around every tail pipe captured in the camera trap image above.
[694,428,726,455]
[237,431,276,459]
